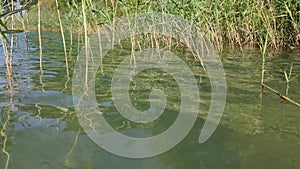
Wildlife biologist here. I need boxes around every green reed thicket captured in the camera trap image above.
[12,0,298,50]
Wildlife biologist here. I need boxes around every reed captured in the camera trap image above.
[284,62,299,95]
[15,9,29,51]
[8,0,14,71]
[0,15,12,169]
[5,0,300,50]
[55,0,69,79]
[261,33,268,86]
[82,0,89,94]
[69,30,73,58]
[262,84,300,107]
[77,29,81,54]
[37,0,43,69]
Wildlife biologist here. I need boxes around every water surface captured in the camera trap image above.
[0,32,299,169]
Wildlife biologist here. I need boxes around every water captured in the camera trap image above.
[0,32,300,169]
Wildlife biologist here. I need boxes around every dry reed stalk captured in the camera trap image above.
[261,33,268,86]
[69,29,73,58]
[37,0,43,69]
[55,0,69,79]
[97,30,104,73]
[262,84,300,108]
[1,32,12,169]
[82,0,89,94]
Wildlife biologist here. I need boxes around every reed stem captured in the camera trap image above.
[262,84,300,108]
[69,29,73,58]
[82,0,89,94]
[261,33,268,86]
[55,0,69,79]
[37,0,43,70]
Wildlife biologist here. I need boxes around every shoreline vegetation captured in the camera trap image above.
[1,0,300,51]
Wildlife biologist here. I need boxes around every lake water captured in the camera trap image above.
[0,32,299,169]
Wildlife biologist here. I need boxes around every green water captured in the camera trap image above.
[0,32,300,169]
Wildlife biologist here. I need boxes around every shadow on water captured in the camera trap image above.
[0,32,300,169]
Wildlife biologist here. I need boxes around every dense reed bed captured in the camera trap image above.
[5,0,299,51]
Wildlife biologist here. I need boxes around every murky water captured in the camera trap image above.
[0,32,300,169]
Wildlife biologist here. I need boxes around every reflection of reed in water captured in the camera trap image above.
[254,91,264,135]
[1,34,13,169]
[63,128,81,168]
[39,68,45,91]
